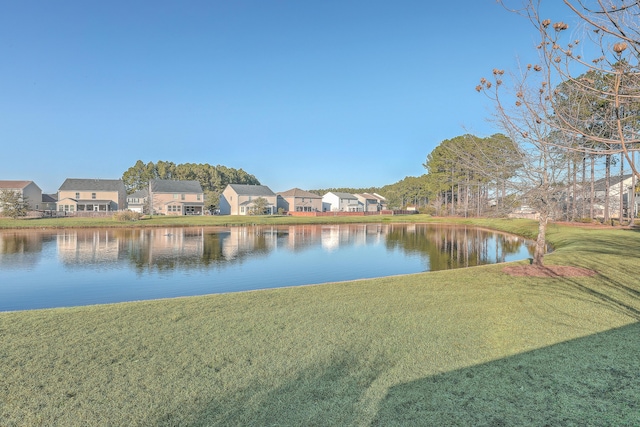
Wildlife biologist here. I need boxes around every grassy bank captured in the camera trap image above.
[1,219,639,426]
[0,213,429,229]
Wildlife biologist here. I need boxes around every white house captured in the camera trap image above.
[592,174,637,219]
[322,192,361,212]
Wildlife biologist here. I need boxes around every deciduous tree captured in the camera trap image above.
[0,189,30,219]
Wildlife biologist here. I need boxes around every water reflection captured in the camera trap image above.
[0,224,535,310]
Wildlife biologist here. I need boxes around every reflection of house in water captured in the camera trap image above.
[145,228,205,265]
[320,224,386,252]
[0,231,49,269]
[57,230,123,265]
[218,227,278,260]
[275,225,322,252]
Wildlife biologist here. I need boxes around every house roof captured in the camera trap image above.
[277,188,321,198]
[354,193,377,201]
[128,189,149,198]
[326,191,358,199]
[227,184,275,197]
[59,178,125,192]
[0,180,35,190]
[593,174,634,192]
[42,193,57,203]
[150,179,203,193]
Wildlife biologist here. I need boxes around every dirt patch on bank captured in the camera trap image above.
[503,265,598,278]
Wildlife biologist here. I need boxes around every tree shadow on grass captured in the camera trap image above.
[372,322,640,427]
[161,349,392,427]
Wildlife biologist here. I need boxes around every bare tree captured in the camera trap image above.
[476,66,569,266]
[499,0,640,189]
[0,189,30,219]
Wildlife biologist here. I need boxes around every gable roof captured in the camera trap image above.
[593,174,634,192]
[277,188,321,198]
[354,193,378,201]
[59,178,125,192]
[0,180,35,190]
[128,189,149,198]
[227,184,275,197]
[150,179,203,193]
[42,193,58,203]
[326,191,358,199]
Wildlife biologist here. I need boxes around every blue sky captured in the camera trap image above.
[1,1,572,193]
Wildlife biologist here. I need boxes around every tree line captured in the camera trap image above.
[122,160,260,210]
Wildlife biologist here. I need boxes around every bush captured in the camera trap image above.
[112,210,142,221]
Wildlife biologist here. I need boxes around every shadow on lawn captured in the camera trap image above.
[167,350,393,427]
[372,322,640,426]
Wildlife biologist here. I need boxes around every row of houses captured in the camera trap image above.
[220,184,387,215]
[0,179,387,216]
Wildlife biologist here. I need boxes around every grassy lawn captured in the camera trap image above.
[0,213,425,229]
[1,218,639,426]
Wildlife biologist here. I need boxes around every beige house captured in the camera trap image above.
[57,178,127,213]
[277,188,322,213]
[149,179,204,215]
[0,180,43,211]
[219,184,277,215]
[354,193,379,212]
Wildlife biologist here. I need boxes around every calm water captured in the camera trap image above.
[0,224,534,311]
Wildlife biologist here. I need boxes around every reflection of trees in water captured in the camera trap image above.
[0,225,533,274]
[385,224,531,271]
[0,231,55,269]
[127,227,277,273]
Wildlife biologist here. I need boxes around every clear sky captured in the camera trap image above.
[1,1,572,193]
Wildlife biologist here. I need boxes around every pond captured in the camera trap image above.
[0,224,535,311]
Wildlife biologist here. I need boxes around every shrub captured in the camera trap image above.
[112,210,142,221]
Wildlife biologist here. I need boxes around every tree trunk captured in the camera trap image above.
[619,154,625,223]
[533,209,548,266]
[604,153,611,223]
[590,155,595,220]
[581,156,586,220]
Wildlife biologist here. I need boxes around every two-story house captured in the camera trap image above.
[0,180,43,212]
[149,179,204,215]
[57,178,127,214]
[322,192,361,212]
[219,184,277,215]
[277,188,322,213]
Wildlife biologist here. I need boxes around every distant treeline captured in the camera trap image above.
[121,160,260,209]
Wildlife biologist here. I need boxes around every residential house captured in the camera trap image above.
[354,193,381,212]
[592,173,637,219]
[57,178,127,214]
[0,180,43,211]
[371,193,388,210]
[149,179,204,215]
[322,192,361,212]
[41,194,58,211]
[127,189,149,214]
[277,188,322,213]
[219,184,277,215]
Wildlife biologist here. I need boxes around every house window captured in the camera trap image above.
[197,194,201,201]
[92,193,96,199]
[75,192,80,199]
[173,194,179,199]
[240,207,245,213]
[181,194,185,201]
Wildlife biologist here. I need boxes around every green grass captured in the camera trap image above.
[1,219,639,426]
[0,213,427,229]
